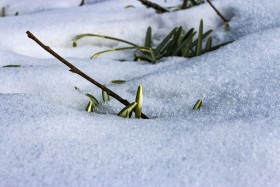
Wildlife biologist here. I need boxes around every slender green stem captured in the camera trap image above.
[91,47,138,59]
[73,33,139,47]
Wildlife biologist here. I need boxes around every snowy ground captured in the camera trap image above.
[1,0,280,186]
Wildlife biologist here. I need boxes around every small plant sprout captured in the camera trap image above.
[118,102,138,118]
[135,84,143,118]
[85,93,99,112]
[102,86,110,102]
[193,99,203,110]
[118,84,144,119]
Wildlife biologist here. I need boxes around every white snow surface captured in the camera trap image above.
[1,0,280,186]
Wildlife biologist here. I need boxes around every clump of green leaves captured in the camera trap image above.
[84,84,144,119]
[73,19,232,64]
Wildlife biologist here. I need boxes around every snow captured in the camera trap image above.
[1,0,280,186]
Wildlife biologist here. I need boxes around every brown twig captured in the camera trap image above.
[206,0,228,23]
[26,31,149,119]
[138,0,169,13]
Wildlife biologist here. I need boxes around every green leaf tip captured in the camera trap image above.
[118,102,138,118]
[102,86,110,102]
[196,19,203,56]
[193,99,203,110]
[2,65,21,68]
[110,80,126,84]
[86,101,94,112]
[135,84,143,118]
[90,46,138,59]
[145,26,152,48]
[224,22,230,31]
[125,5,135,9]
[85,93,99,112]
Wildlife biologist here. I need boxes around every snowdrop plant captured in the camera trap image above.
[118,84,143,118]
[73,19,231,64]
[84,84,145,119]
[85,87,110,112]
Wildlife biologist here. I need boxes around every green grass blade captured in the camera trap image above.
[177,28,186,46]
[190,29,213,49]
[145,26,152,48]
[182,37,193,57]
[182,28,195,42]
[72,33,139,47]
[173,31,196,56]
[205,37,212,50]
[154,27,178,55]
[90,47,137,59]
[135,47,157,63]
[196,19,203,56]
[202,40,233,54]
[166,27,183,56]
[136,52,155,63]
[148,48,157,63]
[135,84,143,118]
